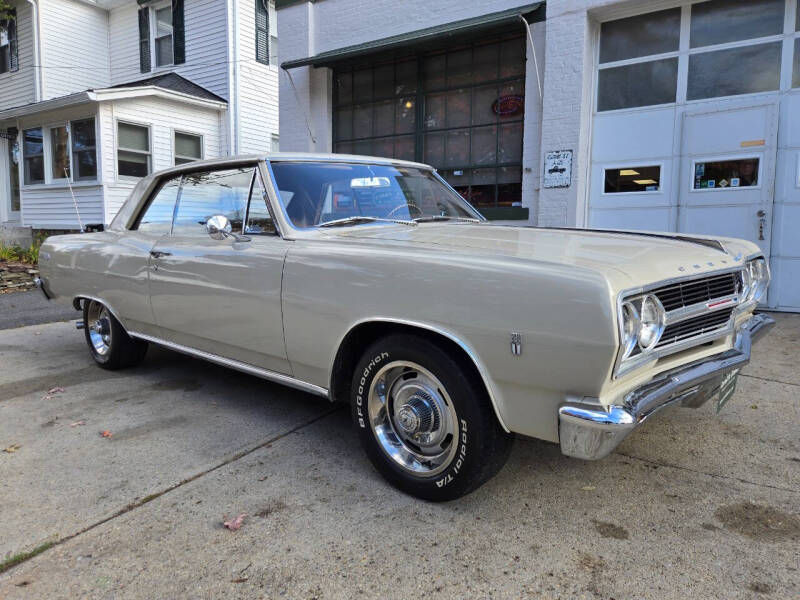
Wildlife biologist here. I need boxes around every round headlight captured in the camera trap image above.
[620,301,640,359]
[637,294,666,351]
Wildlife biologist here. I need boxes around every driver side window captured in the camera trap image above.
[172,167,255,236]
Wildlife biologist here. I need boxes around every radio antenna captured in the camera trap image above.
[65,168,85,232]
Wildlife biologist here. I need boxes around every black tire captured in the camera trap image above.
[83,300,148,370]
[351,333,512,501]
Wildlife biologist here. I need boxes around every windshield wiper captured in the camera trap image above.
[413,215,482,223]
[318,216,417,228]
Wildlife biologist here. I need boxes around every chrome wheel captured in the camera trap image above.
[367,361,459,477]
[86,301,113,357]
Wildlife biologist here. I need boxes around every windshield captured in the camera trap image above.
[269,161,482,228]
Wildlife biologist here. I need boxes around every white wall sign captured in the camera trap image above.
[543,150,572,188]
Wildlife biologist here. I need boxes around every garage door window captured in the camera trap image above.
[598,0,794,111]
[692,158,760,190]
[690,0,784,48]
[604,166,661,194]
[794,38,800,88]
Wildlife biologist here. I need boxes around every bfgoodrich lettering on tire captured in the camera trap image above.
[350,333,512,501]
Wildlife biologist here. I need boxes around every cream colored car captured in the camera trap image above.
[37,154,774,501]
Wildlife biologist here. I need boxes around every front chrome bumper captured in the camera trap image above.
[558,313,775,460]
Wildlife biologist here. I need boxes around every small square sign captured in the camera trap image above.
[543,150,572,188]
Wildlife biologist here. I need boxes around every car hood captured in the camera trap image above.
[324,223,759,289]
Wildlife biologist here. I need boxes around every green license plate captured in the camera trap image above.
[715,368,741,414]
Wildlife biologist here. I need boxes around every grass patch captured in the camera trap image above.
[0,540,57,574]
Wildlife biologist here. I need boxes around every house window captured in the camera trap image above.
[604,166,661,193]
[256,0,269,65]
[118,123,151,178]
[174,132,202,165]
[71,119,97,181]
[50,126,71,180]
[23,128,45,185]
[0,11,17,74]
[154,5,174,67]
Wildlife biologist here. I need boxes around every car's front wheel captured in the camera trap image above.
[351,334,512,501]
[83,300,148,370]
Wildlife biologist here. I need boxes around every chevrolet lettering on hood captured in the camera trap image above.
[35,153,774,501]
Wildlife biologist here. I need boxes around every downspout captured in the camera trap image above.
[226,0,236,154]
[23,0,42,101]
[233,0,240,154]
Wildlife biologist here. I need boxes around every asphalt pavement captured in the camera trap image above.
[0,290,78,329]
[0,310,797,599]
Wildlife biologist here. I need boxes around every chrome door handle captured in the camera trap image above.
[150,251,172,258]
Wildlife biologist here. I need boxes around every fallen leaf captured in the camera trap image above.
[14,580,31,587]
[223,513,247,531]
[231,577,248,583]
[750,404,758,409]
[70,420,86,427]
[47,387,65,395]
[4,444,21,453]
[100,430,113,438]
[581,486,596,491]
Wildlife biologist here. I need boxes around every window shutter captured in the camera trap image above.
[138,7,151,73]
[172,0,185,65]
[8,10,18,72]
[255,0,269,65]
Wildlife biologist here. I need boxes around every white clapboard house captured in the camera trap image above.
[0,0,278,237]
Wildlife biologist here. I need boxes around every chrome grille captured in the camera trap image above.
[656,306,735,348]
[652,272,739,311]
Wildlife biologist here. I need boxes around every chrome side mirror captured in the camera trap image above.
[206,215,232,240]
[205,215,251,243]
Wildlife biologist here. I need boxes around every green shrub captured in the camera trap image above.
[0,234,44,265]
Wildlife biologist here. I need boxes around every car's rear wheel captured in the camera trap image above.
[351,334,512,501]
[83,300,148,370]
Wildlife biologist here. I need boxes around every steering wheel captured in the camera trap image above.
[386,202,423,220]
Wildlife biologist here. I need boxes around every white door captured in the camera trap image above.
[678,103,778,261]
[2,130,21,223]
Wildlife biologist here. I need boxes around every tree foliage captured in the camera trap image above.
[0,0,12,21]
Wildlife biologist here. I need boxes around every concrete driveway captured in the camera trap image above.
[0,311,798,599]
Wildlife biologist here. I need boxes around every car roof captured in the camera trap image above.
[151,152,433,180]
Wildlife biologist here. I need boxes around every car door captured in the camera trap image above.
[100,175,181,337]
[148,165,291,374]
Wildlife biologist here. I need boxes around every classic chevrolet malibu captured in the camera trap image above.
[37,153,774,500]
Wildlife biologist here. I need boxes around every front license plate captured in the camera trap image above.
[715,368,741,414]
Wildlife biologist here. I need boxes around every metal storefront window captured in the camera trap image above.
[332,34,526,216]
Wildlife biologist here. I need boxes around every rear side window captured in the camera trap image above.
[172,168,254,236]
[136,177,180,235]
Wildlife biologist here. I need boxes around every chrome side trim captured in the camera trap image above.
[330,317,511,433]
[128,331,329,398]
